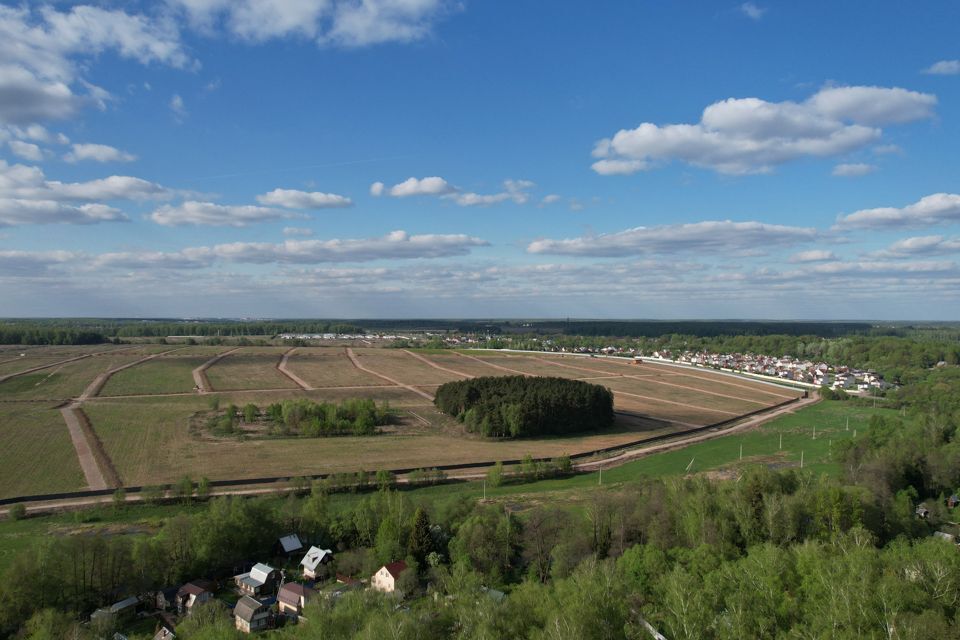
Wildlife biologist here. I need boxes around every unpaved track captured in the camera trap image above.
[0,346,138,384]
[276,348,313,390]
[192,347,241,393]
[59,404,108,490]
[403,350,474,378]
[345,348,434,401]
[454,351,532,376]
[529,355,771,406]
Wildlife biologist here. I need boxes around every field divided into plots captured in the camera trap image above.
[0,345,802,496]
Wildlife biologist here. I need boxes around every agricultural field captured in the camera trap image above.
[0,344,806,500]
[204,347,299,391]
[284,348,390,387]
[0,404,85,499]
[101,349,232,396]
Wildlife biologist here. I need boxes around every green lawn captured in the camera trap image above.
[0,404,86,499]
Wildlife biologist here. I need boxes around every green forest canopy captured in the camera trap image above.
[434,376,614,438]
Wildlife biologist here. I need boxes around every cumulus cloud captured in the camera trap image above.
[591,85,936,175]
[388,176,455,197]
[834,193,960,230]
[8,140,43,162]
[169,0,451,48]
[0,249,79,273]
[0,200,126,226]
[64,143,136,163]
[369,181,385,197]
[0,5,192,125]
[923,60,960,76]
[91,248,214,270]
[283,226,314,237]
[527,220,817,257]
[170,94,187,120]
[447,179,534,207]
[256,188,352,209]
[0,160,169,204]
[789,249,837,263]
[539,194,562,207]
[210,230,488,263]
[740,3,766,20]
[869,235,960,258]
[832,162,876,177]
[149,201,302,226]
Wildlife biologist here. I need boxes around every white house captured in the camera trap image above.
[370,561,407,593]
[300,546,334,580]
[234,563,279,596]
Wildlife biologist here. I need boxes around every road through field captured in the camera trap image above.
[80,348,186,400]
[192,347,241,392]
[59,404,108,491]
[345,348,434,401]
[0,346,138,384]
[277,348,313,390]
[454,351,532,376]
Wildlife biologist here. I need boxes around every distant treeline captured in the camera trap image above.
[527,320,874,338]
[0,319,363,343]
[434,376,614,438]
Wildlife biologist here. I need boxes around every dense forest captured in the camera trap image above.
[434,376,614,438]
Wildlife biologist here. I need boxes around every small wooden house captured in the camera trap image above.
[300,546,334,580]
[234,596,272,634]
[277,582,316,615]
[235,563,279,596]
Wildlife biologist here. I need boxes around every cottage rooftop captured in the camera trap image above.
[234,596,265,622]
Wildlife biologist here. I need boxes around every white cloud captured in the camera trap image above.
[873,144,901,155]
[91,248,214,270]
[832,162,876,177]
[256,188,352,209]
[8,140,43,162]
[388,176,455,197]
[870,235,960,258]
[834,193,960,230]
[789,249,837,263]
[591,85,936,175]
[170,94,187,120]
[447,179,534,207]
[923,60,960,76]
[539,194,561,207]
[168,0,450,48]
[64,143,136,163]
[740,3,766,20]
[283,226,314,237]
[0,249,79,273]
[150,201,302,226]
[0,160,169,203]
[210,230,488,263]
[0,199,126,226]
[0,5,192,125]
[369,181,385,197]
[527,220,817,257]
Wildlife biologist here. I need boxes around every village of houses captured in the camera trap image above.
[96,534,409,639]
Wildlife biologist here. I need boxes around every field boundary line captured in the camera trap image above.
[613,388,741,416]
[527,355,771,406]
[0,345,138,384]
[277,348,313,390]
[192,347,241,393]
[454,351,532,376]
[345,348,434,401]
[82,347,186,400]
[403,350,474,378]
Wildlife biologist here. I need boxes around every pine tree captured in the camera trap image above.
[407,507,433,566]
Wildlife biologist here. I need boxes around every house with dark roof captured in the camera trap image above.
[176,580,215,614]
[370,561,407,593]
[300,546,334,580]
[277,582,316,615]
[233,595,272,634]
[234,563,279,596]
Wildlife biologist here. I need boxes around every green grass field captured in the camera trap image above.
[0,404,86,499]
[101,354,210,395]
[205,347,299,391]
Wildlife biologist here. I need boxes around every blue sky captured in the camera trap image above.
[1,1,959,319]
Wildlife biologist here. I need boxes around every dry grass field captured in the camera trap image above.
[205,347,299,391]
[0,404,86,499]
[351,349,466,386]
[284,348,390,387]
[0,345,802,497]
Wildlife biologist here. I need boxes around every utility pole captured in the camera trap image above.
[739,443,743,460]
[800,451,804,469]
[483,480,486,501]
[598,466,602,485]
[779,432,783,450]
[813,425,816,440]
